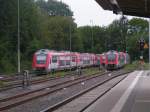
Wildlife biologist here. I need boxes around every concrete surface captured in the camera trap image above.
[84,70,150,112]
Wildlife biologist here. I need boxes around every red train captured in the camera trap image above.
[105,50,130,70]
[32,49,98,73]
[100,53,106,67]
[32,49,130,73]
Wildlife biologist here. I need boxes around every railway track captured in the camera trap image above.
[0,74,69,92]
[41,71,131,112]
[0,70,92,92]
[0,70,132,112]
[0,70,109,111]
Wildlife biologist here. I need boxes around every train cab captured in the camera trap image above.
[105,50,119,69]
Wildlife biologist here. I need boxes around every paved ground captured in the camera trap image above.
[84,70,150,112]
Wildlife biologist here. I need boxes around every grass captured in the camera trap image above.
[50,71,69,77]
[142,63,150,70]
[0,80,9,88]
[124,61,150,71]
[47,67,102,77]
[124,61,140,71]
[83,67,102,75]
[0,81,4,87]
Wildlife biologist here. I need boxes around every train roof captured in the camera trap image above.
[35,49,59,55]
[107,50,118,53]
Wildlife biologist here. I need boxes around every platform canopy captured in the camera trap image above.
[96,0,150,18]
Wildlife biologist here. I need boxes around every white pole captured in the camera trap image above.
[69,23,72,51]
[90,20,94,52]
[18,0,21,73]
[68,6,72,70]
[149,18,150,64]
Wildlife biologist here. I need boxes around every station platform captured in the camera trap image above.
[84,70,150,112]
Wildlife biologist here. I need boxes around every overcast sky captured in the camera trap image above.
[58,0,129,27]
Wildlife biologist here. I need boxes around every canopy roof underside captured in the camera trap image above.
[96,0,150,17]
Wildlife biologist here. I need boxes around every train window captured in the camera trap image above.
[120,55,125,63]
[83,60,86,64]
[102,56,106,59]
[36,54,47,64]
[52,55,58,63]
[66,60,70,65]
[59,60,65,66]
[97,60,100,64]
[107,54,116,61]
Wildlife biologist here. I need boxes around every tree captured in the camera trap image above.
[45,16,82,52]
[36,0,73,16]
[0,0,47,73]
[127,18,149,61]
[0,0,19,73]
[77,26,108,53]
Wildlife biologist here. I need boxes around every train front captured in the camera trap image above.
[106,51,118,70]
[32,49,49,73]
[100,53,106,67]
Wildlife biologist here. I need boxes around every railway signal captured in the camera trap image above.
[138,38,145,51]
[138,38,145,66]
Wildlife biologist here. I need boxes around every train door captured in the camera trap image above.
[65,55,71,68]
[119,53,125,68]
[51,55,59,70]
[58,55,66,70]
[71,55,77,67]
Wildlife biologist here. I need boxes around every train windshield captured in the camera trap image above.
[107,53,116,61]
[102,55,106,60]
[36,54,47,64]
